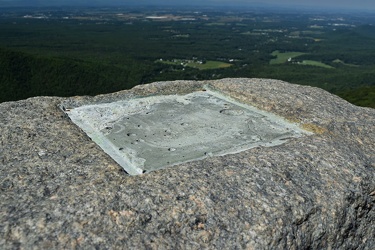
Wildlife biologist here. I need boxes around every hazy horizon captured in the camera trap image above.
[0,0,374,11]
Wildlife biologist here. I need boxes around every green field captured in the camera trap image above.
[270,51,334,68]
[205,22,226,26]
[332,59,359,67]
[157,59,232,70]
[270,51,306,64]
[190,61,232,70]
[300,60,334,69]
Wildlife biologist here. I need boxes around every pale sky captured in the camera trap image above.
[0,0,374,11]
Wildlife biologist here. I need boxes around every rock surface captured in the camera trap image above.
[1,78,374,249]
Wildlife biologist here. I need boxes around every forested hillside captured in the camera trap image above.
[2,46,374,107]
[0,7,375,107]
[0,48,145,102]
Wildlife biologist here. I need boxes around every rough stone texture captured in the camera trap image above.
[1,78,374,249]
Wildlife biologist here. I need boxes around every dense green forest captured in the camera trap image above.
[0,48,150,101]
[0,7,374,107]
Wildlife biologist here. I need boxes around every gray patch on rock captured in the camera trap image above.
[64,88,310,175]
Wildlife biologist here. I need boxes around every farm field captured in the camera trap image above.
[270,51,306,64]
[300,60,334,69]
[332,59,359,67]
[157,59,232,70]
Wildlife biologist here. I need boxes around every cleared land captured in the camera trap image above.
[158,59,232,70]
[270,51,334,69]
[270,51,306,64]
[300,60,334,69]
[332,59,359,67]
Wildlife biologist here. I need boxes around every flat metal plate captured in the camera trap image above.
[65,89,309,175]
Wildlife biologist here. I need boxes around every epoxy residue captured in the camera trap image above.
[65,89,309,175]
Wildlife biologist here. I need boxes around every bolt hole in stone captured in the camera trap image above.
[64,88,310,175]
